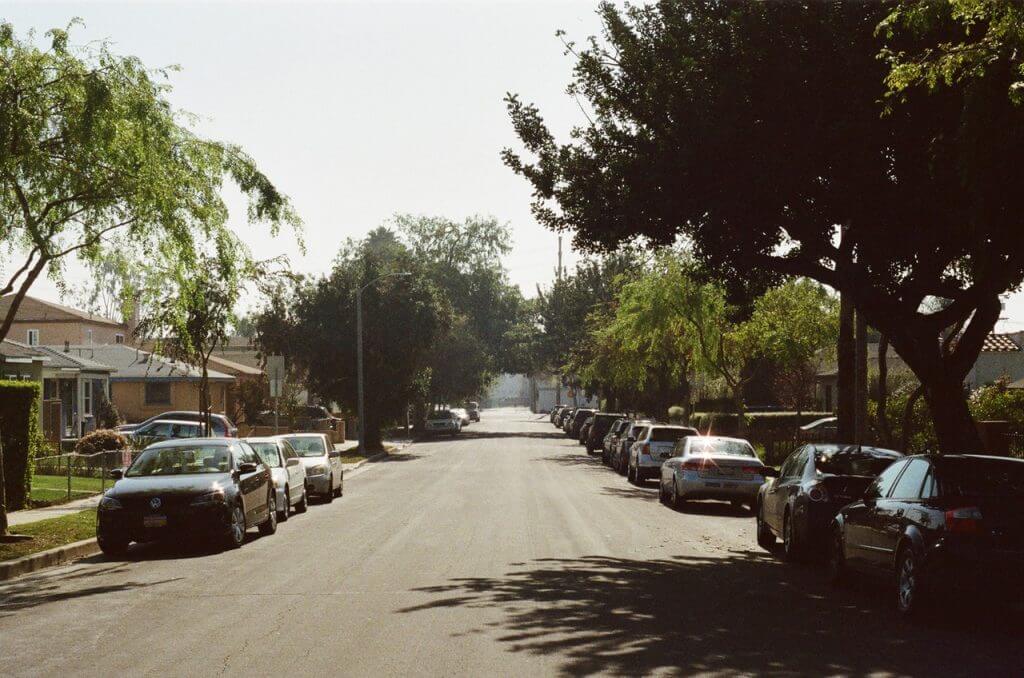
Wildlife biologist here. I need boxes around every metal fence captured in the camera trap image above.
[31,449,133,505]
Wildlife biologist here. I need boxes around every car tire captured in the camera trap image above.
[259,492,278,536]
[670,478,684,510]
[224,502,246,549]
[295,488,308,514]
[896,546,926,616]
[658,480,667,504]
[98,535,130,557]
[324,476,334,503]
[827,527,847,587]
[627,464,636,484]
[756,503,776,550]
[586,443,593,455]
[783,510,803,562]
[278,487,290,522]
[333,476,343,498]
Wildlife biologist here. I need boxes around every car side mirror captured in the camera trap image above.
[328,450,341,459]
[238,462,259,474]
[109,468,124,480]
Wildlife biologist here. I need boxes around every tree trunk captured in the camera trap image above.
[855,310,869,444]
[921,373,982,453]
[363,408,384,452]
[877,334,894,447]
[0,425,8,536]
[900,384,924,452]
[732,384,746,436]
[836,291,855,443]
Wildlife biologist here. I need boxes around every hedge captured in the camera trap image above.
[689,411,833,437]
[0,380,41,511]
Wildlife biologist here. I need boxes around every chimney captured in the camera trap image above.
[64,340,69,352]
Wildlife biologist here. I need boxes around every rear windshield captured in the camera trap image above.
[613,421,630,433]
[816,450,901,477]
[650,428,695,443]
[939,458,1024,496]
[430,411,453,419]
[573,410,594,422]
[281,436,327,457]
[629,425,649,438]
[686,438,756,457]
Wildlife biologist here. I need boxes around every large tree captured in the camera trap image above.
[0,22,298,343]
[504,1,1024,452]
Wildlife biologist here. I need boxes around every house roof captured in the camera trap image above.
[0,339,48,362]
[207,354,263,376]
[48,344,233,382]
[817,332,1022,377]
[0,294,124,327]
[1008,377,1024,390]
[0,339,113,372]
[982,333,1021,352]
[34,345,115,372]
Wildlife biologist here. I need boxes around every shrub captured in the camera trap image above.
[74,429,128,456]
[0,380,41,511]
[95,394,122,429]
[969,379,1024,431]
[689,411,832,437]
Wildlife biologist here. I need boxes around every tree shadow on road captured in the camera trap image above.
[444,430,570,442]
[396,551,1024,676]
[0,563,181,616]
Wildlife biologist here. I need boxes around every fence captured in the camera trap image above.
[30,449,132,506]
[1008,433,1024,460]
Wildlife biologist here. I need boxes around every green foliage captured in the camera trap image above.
[74,429,128,456]
[95,392,122,429]
[0,380,40,512]
[689,411,832,437]
[969,380,1024,430]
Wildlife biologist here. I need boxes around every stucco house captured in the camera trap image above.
[0,294,130,347]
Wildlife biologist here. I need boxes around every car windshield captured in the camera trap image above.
[250,442,282,468]
[939,458,1024,496]
[282,436,327,457]
[815,449,900,476]
[126,445,230,476]
[650,428,693,443]
[687,438,756,457]
[431,411,453,419]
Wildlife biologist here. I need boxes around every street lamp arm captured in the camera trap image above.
[359,271,411,295]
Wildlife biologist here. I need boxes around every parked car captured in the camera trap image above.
[799,416,838,442]
[567,408,596,439]
[256,405,340,431]
[660,436,768,511]
[276,433,343,502]
[613,420,653,475]
[828,454,1024,615]
[757,444,903,561]
[117,411,238,437]
[602,418,632,465]
[628,425,699,484]
[128,419,203,446]
[585,413,627,455]
[578,416,594,445]
[558,407,577,429]
[550,406,566,424]
[425,410,462,436]
[97,438,276,555]
[246,437,308,521]
[451,407,472,426]
[465,401,481,422]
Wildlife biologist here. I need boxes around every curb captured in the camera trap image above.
[343,451,388,472]
[0,537,100,582]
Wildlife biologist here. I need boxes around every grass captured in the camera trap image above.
[1,509,97,562]
[29,474,106,506]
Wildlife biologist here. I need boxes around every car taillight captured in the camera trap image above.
[682,459,707,471]
[945,507,983,534]
[806,483,829,502]
[741,466,762,475]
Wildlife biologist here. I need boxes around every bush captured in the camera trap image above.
[74,429,128,456]
[0,380,41,512]
[95,394,122,429]
[969,380,1024,431]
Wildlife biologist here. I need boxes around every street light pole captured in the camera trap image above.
[356,271,410,455]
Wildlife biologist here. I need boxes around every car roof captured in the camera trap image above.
[810,444,902,458]
[146,419,203,426]
[276,432,327,438]
[918,453,1024,464]
[145,437,234,449]
[687,434,747,442]
[244,437,282,444]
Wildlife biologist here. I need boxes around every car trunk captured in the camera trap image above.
[690,454,763,480]
[819,474,876,509]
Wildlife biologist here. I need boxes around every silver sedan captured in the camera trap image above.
[659,436,768,512]
[276,433,344,503]
[246,437,309,520]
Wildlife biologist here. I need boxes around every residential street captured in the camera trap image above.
[0,408,1021,677]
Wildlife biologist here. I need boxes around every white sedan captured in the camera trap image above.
[659,436,769,512]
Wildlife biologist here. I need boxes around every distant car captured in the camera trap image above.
[602,418,632,465]
[579,416,594,445]
[465,401,481,422]
[585,413,627,455]
[757,444,903,561]
[560,408,576,432]
[425,410,462,436]
[567,408,596,439]
[550,406,566,425]
[660,436,768,511]
[117,411,238,437]
[451,407,471,426]
[613,420,653,475]
[628,425,699,484]
[799,416,838,442]
[276,433,343,502]
[129,419,203,446]
[97,438,276,555]
[828,454,1024,616]
[256,405,340,431]
[246,437,308,520]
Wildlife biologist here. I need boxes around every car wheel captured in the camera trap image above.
[98,535,130,557]
[295,487,308,513]
[658,480,667,504]
[333,477,343,498]
[224,502,246,549]
[586,443,593,455]
[896,547,926,616]
[827,527,847,587]
[278,487,290,522]
[627,464,636,484]
[756,502,776,550]
[783,510,802,562]
[324,475,334,503]
[670,478,685,510]
[259,492,278,536]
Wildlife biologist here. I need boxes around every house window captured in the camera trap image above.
[83,379,93,415]
[26,329,39,346]
[144,382,172,405]
[115,333,125,344]
[85,329,94,344]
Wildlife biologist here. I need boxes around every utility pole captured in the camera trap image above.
[837,292,855,443]
[556,236,563,281]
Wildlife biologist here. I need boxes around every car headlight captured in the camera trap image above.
[191,490,226,505]
[310,464,327,475]
[98,495,122,511]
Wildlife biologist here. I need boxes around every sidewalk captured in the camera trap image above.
[7,495,101,528]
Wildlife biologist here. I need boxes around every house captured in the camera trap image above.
[815,332,1024,411]
[0,294,130,347]
[53,344,235,425]
[0,339,115,440]
[207,353,266,423]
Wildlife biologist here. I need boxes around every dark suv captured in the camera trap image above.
[567,409,596,439]
[584,413,627,455]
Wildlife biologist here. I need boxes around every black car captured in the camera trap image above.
[757,444,903,560]
[568,408,596,439]
[97,438,277,555]
[602,418,632,465]
[585,413,627,455]
[829,454,1024,615]
[550,406,566,424]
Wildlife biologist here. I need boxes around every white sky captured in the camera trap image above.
[3,0,1023,329]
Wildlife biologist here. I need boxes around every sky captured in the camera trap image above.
[3,1,1023,330]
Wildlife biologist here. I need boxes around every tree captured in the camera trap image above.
[426,317,493,405]
[0,22,298,344]
[504,2,1024,452]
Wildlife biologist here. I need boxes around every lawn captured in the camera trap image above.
[30,474,106,506]
[0,509,97,562]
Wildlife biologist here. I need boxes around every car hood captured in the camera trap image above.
[109,473,233,498]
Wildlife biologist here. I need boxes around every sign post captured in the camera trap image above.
[267,355,285,435]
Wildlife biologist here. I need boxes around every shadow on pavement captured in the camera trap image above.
[0,563,181,616]
[396,551,1024,676]
[437,430,569,442]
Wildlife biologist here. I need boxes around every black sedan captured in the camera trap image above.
[829,454,1024,615]
[757,444,903,560]
[97,439,277,555]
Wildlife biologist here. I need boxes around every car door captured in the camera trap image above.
[765,448,807,533]
[235,443,268,524]
[870,458,931,570]
[844,459,908,570]
[324,435,341,487]
[282,441,303,504]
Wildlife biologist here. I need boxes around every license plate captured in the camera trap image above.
[143,515,167,528]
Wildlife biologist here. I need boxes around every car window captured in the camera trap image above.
[890,459,930,499]
[650,428,693,443]
[235,443,258,466]
[865,460,908,500]
[250,442,282,468]
[148,422,173,436]
[686,438,756,457]
[780,448,806,478]
[937,458,1024,497]
[814,449,902,476]
[281,440,297,460]
[920,469,938,499]
[126,445,230,476]
[283,436,327,457]
[631,426,649,440]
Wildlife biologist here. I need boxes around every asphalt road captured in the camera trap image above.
[1,408,1021,677]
